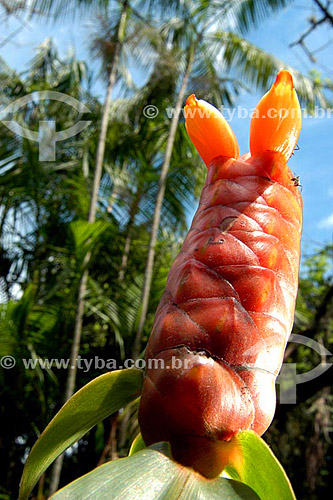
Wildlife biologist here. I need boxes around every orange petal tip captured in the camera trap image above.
[250,69,302,162]
[274,69,293,90]
[185,94,198,107]
[184,96,239,166]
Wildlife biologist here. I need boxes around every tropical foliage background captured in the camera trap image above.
[0,0,332,499]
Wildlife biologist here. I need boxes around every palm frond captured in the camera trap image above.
[30,0,109,21]
[230,0,290,34]
[209,31,330,107]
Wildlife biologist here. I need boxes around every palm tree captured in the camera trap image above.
[132,40,195,358]
[0,39,90,295]
[62,0,128,404]
[47,1,143,491]
[0,40,101,496]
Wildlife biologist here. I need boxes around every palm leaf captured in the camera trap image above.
[209,31,330,106]
[30,0,109,20]
[230,0,290,34]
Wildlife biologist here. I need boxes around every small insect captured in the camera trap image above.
[291,174,303,191]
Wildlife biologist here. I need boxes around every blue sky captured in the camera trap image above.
[1,0,332,260]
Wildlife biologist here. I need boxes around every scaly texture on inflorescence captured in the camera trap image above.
[138,70,303,478]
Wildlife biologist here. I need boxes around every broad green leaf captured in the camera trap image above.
[51,443,260,500]
[128,432,146,456]
[225,430,296,500]
[19,369,143,500]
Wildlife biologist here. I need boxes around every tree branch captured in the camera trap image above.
[313,0,333,25]
[289,0,333,63]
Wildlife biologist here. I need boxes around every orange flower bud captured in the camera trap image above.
[250,70,302,162]
[184,94,239,166]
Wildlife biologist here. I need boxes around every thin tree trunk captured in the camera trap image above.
[118,231,132,282]
[132,49,195,360]
[105,191,140,357]
[97,413,119,466]
[97,191,140,461]
[118,189,141,282]
[48,5,128,492]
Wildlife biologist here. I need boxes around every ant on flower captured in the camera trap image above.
[291,174,302,191]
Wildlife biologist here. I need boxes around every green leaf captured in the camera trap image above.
[128,432,146,456]
[51,443,260,500]
[19,369,143,500]
[225,430,296,500]
[70,219,109,264]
